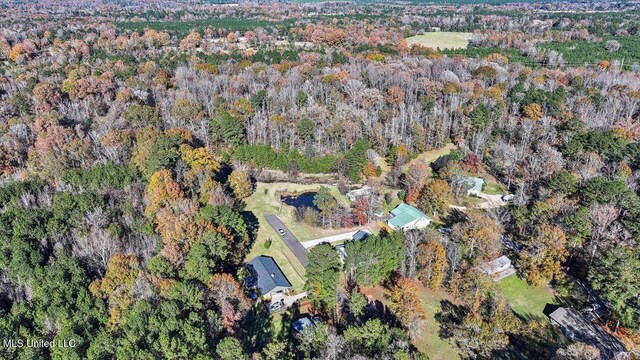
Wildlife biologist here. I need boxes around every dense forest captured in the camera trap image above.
[0,0,639,359]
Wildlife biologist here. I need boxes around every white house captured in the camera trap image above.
[479,255,516,281]
[466,177,484,196]
[387,203,432,231]
[346,185,373,202]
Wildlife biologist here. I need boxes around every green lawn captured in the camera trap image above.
[401,143,456,175]
[405,32,471,50]
[244,182,352,291]
[453,195,485,208]
[498,275,557,319]
[364,285,460,360]
[483,181,507,195]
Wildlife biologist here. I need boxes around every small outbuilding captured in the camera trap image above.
[292,316,317,334]
[479,255,516,281]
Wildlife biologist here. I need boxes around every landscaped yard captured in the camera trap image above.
[405,32,471,50]
[244,182,353,291]
[498,275,557,319]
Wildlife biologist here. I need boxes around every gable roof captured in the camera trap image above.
[479,255,511,274]
[245,256,292,295]
[388,203,431,228]
[346,185,373,198]
[460,176,484,193]
[292,316,316,333]
[548,307,625,358]
[352,230,371,241]
[390,202,413,216]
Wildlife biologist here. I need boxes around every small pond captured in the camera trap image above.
[281,192,319,211]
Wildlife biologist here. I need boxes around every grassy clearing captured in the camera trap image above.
[244,182,352,291]
[362,285,461,360]
[405,32,471,50]
[455,195,485,207]
[483,181,507,195]
[401,143,456,175]
[498,275,557,320]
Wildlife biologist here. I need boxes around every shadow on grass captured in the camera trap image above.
[241,303,274,353]
[434,300,467,340]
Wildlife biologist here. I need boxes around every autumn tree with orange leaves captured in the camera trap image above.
[207,273,251,332]
[518,224,568,287]
[386,276,428,339]
[89,253,139,329]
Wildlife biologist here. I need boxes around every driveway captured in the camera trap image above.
[300,228,370,249]
[265,214,308,267]
[268,291,309,313]
[477,193,506,209]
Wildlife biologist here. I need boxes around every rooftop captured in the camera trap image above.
[470,177,484,193]
[388,203,431,228]
[292,316,316,333]
[352,230,371,241]
[479,255,511,274]
[245,256,292,296]
[547,307,625,359]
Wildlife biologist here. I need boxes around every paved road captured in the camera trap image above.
[265,214,308,267]
[300,228,370,249]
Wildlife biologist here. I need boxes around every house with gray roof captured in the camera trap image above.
[245,256,292,298]
[547,306,625,359]
[479,255,516,281]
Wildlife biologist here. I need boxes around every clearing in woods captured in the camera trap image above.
[405,32,472,50]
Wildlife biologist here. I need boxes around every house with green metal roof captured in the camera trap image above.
[467,177,484,196]
[387,203,432,231]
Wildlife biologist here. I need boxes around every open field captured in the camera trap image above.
[405,32,471,50]
[498,275,557,319]
[244,182,353,291]
[401,143,457,174]
[362,285,461,360]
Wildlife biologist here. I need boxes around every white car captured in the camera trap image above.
[278,229,286,236]
[501,194,514,201]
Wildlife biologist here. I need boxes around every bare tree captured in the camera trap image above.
[588,204,620,263]
[404,230,422,278]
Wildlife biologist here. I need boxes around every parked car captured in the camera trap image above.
[502,194,515,201]
[585,303,602,312]
[269,299,285,312]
